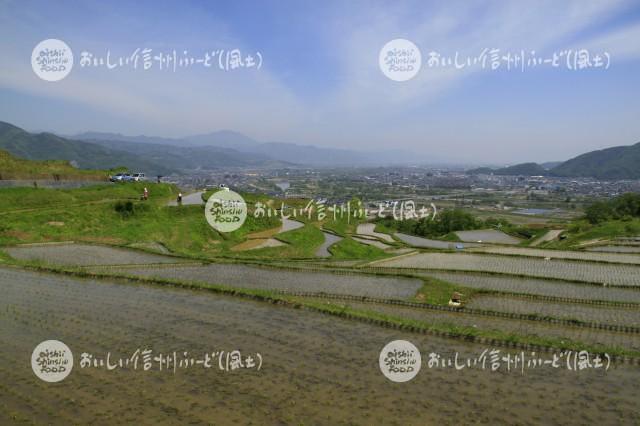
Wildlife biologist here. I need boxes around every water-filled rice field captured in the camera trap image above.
[586,246,640,254]
[5,243,182,266]
[92,263,423,299]
[374,252,640,286]
[455,229,522,245]
[467,295,640,327]
[1,267,639,424]
[322,300,640,352]
[356,223,395,242]
[472,246,640,265]
[424,272,640,303]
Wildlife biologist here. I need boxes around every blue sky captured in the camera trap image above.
[1,0,639,164]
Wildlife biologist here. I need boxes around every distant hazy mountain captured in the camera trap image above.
[541,161,562,170]
[466,143,640,179]
[83,138,291,170]
[551,142,640,180]
[0,121,173,175]
[71,130,427,166]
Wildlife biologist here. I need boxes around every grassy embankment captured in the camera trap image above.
[0,184,389,261]
[0,149,109,180]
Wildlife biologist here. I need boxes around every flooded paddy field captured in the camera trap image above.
[374,252,640,286]
[1,267,639,424]
[325,300,640,353]
[91,263,423,299]
[356,223,395,243]
[316,232,342,258]
[586,246,640,254]
[394,232,481,249]
[467,295,640,327]
[455,229,522,245]
[470,246,640,265]
[4,243,183,266]
[424,272,640,303]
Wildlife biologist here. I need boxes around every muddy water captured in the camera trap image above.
[98,263,422,299]
[1,267,639,424]
[5,243,182,266]
[467,295,640,327]
[316,232,342,258]
[334,300,640,352]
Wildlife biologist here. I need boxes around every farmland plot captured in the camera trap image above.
[455,229,522,245]
[471,246,640,265]
[356,223,394,242]
[586,246,640,254]
[373,252,640,286]
[95,263,423,299]
[5,243,182,266]
[425,272,640,303]
[316,232,342,257]
[467,295,640,327]
[2,267,639,424]
[338,301,640,352]
[394,233,481,249]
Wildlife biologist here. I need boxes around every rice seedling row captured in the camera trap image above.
[467,295,640,327]
[5,243,183,266]
[423,271,640,304]
[471,246,640,265]
[586,246,640,254]
[3,266,640,423]
[93,263,423,299]
[333,301,640,352]
[374,252,640,286]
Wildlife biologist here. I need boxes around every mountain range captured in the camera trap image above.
[1,120,639,179]
[466,142,640,180]
[70,130,425,168]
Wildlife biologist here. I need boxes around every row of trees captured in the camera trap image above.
[377,209,504,238]
[585,193,640,224]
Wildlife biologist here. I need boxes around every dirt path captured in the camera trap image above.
[167,191,204,206]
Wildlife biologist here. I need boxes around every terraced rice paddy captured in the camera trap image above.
[472,246,640,265]
[424,272,640,303]
[1,267,639,424]
[316,232,342,257]
[455,229,522,245]
[586,246,640,254]
[394,233,481,249]
[280,217,304,232]
[356,223,394,242]
[352,236,392,250]
[5,243,182,266]
[334,300,640,352]
[373,252,640,286]
[531,229,564,246]
[467,295,640,327]
[94,263,423,299]
[231,238,285,251]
